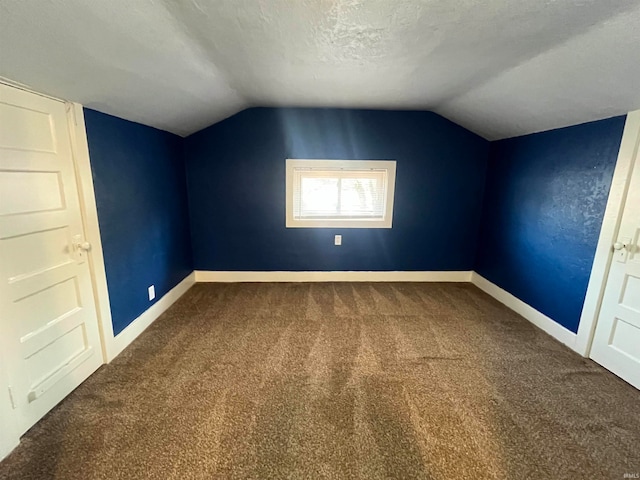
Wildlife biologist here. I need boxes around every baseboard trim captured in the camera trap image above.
[195,270,473,283]
[105,270,579,358]
[470,272,578,352]
[108,272,196,361]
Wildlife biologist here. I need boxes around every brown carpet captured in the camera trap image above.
[1,282,639,480]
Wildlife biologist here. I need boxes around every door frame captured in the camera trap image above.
[66,102,117,361]
[576,110,640,356]
[0,80,115,460]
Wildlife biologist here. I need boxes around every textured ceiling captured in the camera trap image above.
[1,0,639,139]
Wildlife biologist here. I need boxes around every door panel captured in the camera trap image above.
[590,118,640,390]
[0,101,56,152]
[16,278,81,338]
[0,83,103,435]
[0,171,65,215]
[2,227,72,278]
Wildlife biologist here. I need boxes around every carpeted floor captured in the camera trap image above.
[1,282,639,480]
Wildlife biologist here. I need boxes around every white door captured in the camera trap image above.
[0,83,103,435]
[590,116,640,390]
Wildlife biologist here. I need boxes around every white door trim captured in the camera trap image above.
[576,110,640,356]
[66,103,117,362]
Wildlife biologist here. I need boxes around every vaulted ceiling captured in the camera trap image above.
[1,0,639,139]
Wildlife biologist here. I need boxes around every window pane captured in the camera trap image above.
[300,177,338,216]
[287,160,396,228]
[340,178,380,216]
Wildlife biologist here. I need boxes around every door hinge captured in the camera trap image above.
[8,386,17,409]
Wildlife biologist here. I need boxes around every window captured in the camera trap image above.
[286,159,397,228]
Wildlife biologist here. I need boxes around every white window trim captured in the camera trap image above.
[285,159,397,228]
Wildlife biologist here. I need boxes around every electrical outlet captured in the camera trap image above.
[334,235,342,246]
[148,285,155,301]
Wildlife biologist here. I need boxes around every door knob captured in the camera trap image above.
[71,235,91,263]
[613,237,633,263]
[73,238,91,251]
[78,241,92,251]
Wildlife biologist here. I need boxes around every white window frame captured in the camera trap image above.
[285,159,397,228]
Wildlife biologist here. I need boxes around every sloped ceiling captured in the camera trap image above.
[1,0,639,139]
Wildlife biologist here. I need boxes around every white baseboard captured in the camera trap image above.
[470,272,578,352]
[195,270,473,283]
[107,272,196,362]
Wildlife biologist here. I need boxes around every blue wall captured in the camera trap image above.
[84,109,193,335]
[84,105,626,335]
[475,116,626,333]
[184,108,489,272]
